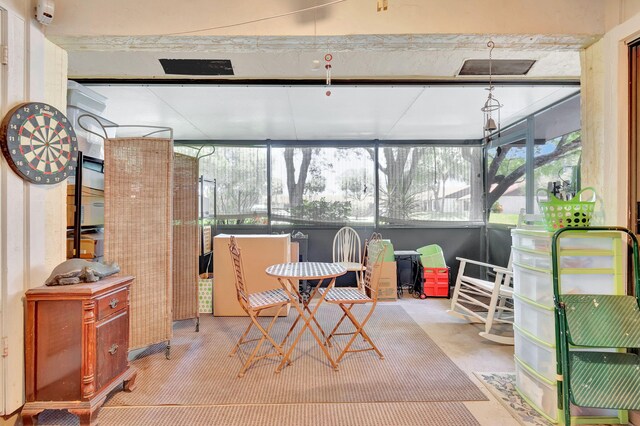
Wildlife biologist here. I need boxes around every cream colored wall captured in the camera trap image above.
[43,40,68,273]
[48,0,606,37]
[592,9,640,227]
[580,40,607,223]
[0,0,66,417]
[606,0,640,31]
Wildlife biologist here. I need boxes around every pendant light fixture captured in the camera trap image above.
[481,41,502,141]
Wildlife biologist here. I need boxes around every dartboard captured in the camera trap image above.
[0,102,78,184]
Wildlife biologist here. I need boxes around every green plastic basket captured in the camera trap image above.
[536,187,596,232]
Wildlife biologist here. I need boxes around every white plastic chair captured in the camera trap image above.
[332,227,364,285]
[447,253,514,345]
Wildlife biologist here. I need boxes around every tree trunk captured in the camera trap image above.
[486,135,581,211]
[284,147,313,207]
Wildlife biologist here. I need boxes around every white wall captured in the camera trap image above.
[580,40,605,217]
[0,0,66,416]
[588,8,640,226]
[43,41,68,274]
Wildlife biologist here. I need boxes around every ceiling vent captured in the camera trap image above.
[159,59,234,76]
[458,59,535,76]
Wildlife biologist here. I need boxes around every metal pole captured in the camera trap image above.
[73,151,84,258]
[374,140,379,231]
[267,143,272,233]
[213,178,218,236]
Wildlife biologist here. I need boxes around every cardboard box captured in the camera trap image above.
[376,261,397,301]
[290,242,299,264]
[66,238,96,259]
[378,286,398,301]
[213,234,291,316]
[66,232,104,259]
[67,185,104,197]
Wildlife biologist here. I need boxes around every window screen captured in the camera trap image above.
[270,147,375,225]
[196,146,268,225]
[378,145,483,224]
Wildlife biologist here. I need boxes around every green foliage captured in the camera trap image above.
[291,198,352,222]
[379,186,421,220]
[490,202,504,213]
[340,168,373,202]
[304,163,327,195]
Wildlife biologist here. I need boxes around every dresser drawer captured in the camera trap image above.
[97,287,128,320]
[96,310,129,392]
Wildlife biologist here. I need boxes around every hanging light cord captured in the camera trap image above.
[487,40,495,95]
[165,0,347,36]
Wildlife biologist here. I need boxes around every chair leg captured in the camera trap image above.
[483,275,502,335]
[449,262,466,311]
[324,303,353,347]
[347,307,383,359]
[230,320,255,357]
[237,306,286,377]
[280,311,302,348]
[336,303,383,363]
[279,296,329,349]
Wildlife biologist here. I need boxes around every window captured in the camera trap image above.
[198,146,268,225]
[378,145,483,225]
[486,140,527,225]
[533,96,582,212]
[486,93,581,225]
[270,147,374,225]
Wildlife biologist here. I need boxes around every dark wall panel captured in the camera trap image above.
[212,225,485,287]
[487,225,513,268]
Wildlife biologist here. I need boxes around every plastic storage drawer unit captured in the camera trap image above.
[513,294,555,344]
[515,356,621,423]
[514,324,556,382]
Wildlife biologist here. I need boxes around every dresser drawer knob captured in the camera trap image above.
[108,344,119,355]
[109,298,119,309]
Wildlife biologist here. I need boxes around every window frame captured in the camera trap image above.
[176,140,485,229]
[484,91,581,229]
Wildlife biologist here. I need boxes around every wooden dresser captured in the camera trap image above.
[22,275,137,426]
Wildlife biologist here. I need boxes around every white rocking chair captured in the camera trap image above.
[447,254,514,345]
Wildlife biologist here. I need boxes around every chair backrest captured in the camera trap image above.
[228,236,250,309]
[333,226,361,264]
[417,244,446,268]
[361,232,387,302]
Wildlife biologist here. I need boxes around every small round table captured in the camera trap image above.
[266,262,346,371]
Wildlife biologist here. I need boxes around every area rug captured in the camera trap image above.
[36,401,481,426]
[104,305,487,406]
[474,372,550,426]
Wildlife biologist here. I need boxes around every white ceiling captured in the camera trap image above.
[82,83,580,141]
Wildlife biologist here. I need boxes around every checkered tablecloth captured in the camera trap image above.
[266,262,347,279]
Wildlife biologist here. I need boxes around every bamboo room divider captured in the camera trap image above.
[172,153,199,321]
[104,137,173,350]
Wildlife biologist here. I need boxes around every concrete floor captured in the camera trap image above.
[398,296,520,426]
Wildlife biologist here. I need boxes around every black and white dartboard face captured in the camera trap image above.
[0,102,78,184]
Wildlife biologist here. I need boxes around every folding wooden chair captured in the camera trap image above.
[227,236,291,377]
[321,232,387,363]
